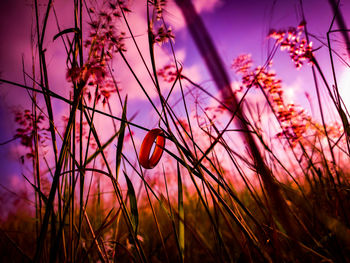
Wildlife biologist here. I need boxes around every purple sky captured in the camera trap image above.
[1,0,350,189]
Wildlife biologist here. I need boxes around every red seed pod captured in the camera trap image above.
[139,128,165,169]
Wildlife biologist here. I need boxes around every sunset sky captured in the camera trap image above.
[0,0,350,188]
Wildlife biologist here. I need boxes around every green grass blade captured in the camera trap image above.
[53,27,80,41]
[123,171,139,234]
[177,162,185,262]
[116,96,127,180]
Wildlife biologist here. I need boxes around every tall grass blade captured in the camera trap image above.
[116,96,128,179]
[123,171,139,234]
[53,27,81,41]
[177,162,185,262]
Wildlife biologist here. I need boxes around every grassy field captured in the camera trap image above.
[0,0,350,262]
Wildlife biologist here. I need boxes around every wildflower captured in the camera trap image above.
[152,0,167,20]
[232,55,312,146]
[153,25,175,45]
[66,2,128,106]
[268,21,313,69]
[157,64,181,83]
[231,54,253,74]
[14,109,48,160]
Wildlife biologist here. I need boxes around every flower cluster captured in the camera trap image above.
[268,22,313,69]
[275,104,310,146]
[152,0,167,21]
[232,55,310,146]
[148,1,174,45]
[14,109,48,159]
[85,3,127,63]
[66,1,129,105]
[157,64,181,83]
[231,54,253,75]
[153,25,174,45]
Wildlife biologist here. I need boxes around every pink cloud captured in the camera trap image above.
[163,0,223,30]
[193,0,223,13]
